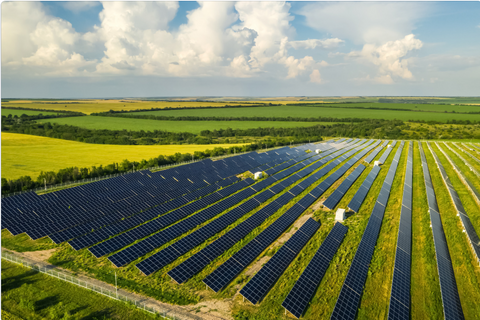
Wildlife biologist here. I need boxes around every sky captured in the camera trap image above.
[1,1,479,98]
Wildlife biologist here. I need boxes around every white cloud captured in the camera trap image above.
[310,69,322,83]
[346,34,423,82]
[289,38,344,50]
[299,2,431,44]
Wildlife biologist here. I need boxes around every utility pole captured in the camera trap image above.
[133,163,135,172]
[44,178,46,191]
[115,272,118,299]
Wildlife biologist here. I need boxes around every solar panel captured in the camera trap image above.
[283,223,348,318]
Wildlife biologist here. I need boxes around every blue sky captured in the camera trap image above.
[2,1,479,98]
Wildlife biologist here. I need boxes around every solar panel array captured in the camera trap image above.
[469,143,480,152]
[455,142,480,166]
[282,222,348,318]
[2,144,322,244]
[428,143,480,266]
[418,142,464,320]
[323,165,365,210]
[438,143,480,208]
[347,142,398,213]
[442,142,480,179]
[239,218,320,305]
[330,141,404,320]
[378,141,396,164]
[106,152,320,268]
[203,139,382,292]
[364,143,384,163]
[387,141,413,320]
[134,151,328,275]
[163,140,370,282]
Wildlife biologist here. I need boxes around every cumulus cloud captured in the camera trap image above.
[60,2,100,13]
[345,34,423,82]
[289,38,344,50]
[299,2,431,44]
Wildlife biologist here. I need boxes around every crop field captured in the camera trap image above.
[1,133,244,180]
[2,139,480,320]
[1,109,61,117]
[36,116,330,134]
[1,100,285,115]
[122,104,480,123]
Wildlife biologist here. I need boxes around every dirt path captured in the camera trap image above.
[2,248,232,320]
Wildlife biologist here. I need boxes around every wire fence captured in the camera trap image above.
[1,142,310,199]
[1,251,189,320]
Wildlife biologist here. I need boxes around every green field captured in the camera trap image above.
[1,260,157,320]
[123,104,480,122]
[38,116,332,134]
[1,109,61,117]
[3,140,480,319]
[1,133,244,180]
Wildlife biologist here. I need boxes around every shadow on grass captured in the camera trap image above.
[34,295,60,311]
[80,307,114,320]
[1,267,39,291]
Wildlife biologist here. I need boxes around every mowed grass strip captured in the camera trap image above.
[1,261,157,320]
[410,143,443,319]
[1,133,244,180]
[125,104,480,123]
[37,116,333,134]
[423,142,480,319]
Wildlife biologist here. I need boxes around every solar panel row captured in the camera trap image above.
[363,140,385,163]
[418,142,464,320]
[456,142,480,166]
[239,218,320,305]
[330,141,405,320]
[323,165,366,210]
[347,165,381,213]
[282,222,348,318]
[203,139,380,293]
[442,142,480,179]
[387,141,413,320]
[428,143,480,266]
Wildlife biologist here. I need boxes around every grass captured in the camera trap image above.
[121,104,480,123]
[1,260,158,320]
[1,109,61,117]
[1,229,60,252]
[37,116,334,134]
[1,133,244,180]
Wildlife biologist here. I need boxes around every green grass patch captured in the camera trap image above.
[1,260,159,320]
[37,116,334,134]
[1,229,60,252]
[1,108,60,117]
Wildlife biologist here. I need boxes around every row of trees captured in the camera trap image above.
[1,139,306,195]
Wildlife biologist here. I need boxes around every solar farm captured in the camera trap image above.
[2,139,480,319]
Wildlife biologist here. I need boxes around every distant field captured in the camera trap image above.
[123,104,480,122]
[1,100,287,115]
[1,133,244,180]
[1,108,60,117]
[37,116,331,134]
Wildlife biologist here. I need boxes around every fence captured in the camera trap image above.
[2,142,312,199]
[1,251,188,320]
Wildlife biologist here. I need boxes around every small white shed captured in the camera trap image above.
[335,208,346,222]
[315,149,321,154]
[254,172,263,180]
[374,161,380,166]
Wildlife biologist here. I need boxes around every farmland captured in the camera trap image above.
[119,103,480,123]
[1,133,244,180]
[36,116,331,134]
[1,100,287,115]
[3,139,480,319]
